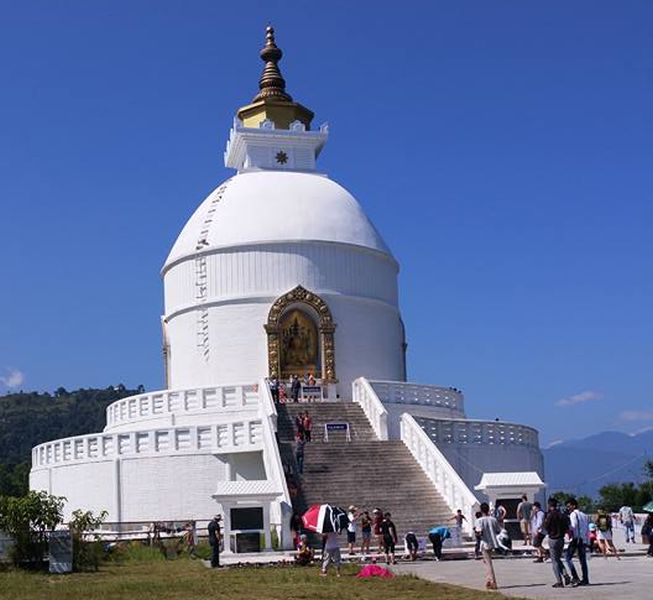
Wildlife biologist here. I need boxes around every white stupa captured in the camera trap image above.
[31,28,544,550]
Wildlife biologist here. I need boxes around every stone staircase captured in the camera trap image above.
[277,402,454,538]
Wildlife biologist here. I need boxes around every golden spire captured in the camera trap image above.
[237,26,314,130]
[253,26,292,102]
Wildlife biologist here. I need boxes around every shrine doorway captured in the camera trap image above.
[264,286,336,383]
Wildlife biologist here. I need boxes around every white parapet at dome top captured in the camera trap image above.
[163,171,393,269]
[224,118,329,172]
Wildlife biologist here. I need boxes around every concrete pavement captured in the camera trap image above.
[393,554,652,599]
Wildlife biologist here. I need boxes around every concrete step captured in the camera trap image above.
[276,402,454,537]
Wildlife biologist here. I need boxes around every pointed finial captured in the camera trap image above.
[253,25,293,102]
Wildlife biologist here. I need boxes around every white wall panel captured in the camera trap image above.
[163,242,398,317]
[166,295,404,395]
[120,454,227,521]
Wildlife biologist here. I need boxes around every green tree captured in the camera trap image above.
[598,482,638,511]
[69,508,108,571]
[548,491,594,513]
[0,490,65,567]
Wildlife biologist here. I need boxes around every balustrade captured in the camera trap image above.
[415,416,539,448]
[105,384,260,429]
[32,419,264,469]
[368,380,465,416]
[401,414,479,536]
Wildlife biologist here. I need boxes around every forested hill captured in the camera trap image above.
[0,385,142,496]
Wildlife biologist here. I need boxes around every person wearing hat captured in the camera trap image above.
[346,505,359,555]
[207,514,222,568]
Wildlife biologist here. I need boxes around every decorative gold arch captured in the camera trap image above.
[264,285,337,383]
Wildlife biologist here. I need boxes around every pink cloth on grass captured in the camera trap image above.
[356,564,395,579]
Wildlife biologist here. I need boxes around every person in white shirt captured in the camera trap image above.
[321,531,341,577]
[346,505,358,555]
[618,505,636,543]
[564,497,590,587]
[475,502,502,590]
[530,501,545,562]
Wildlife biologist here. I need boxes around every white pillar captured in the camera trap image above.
[263,503,272,551]
[221,502,233,554]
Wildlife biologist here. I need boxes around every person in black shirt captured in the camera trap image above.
[294,433,305,475]
[290,375,301,402]
[543,498,570,587]
[207,514,222,568]
[380,512,398,565]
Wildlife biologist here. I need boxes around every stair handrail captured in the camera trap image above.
[400,412,479,537]
[258,378,293,549]
[352,377,388,441]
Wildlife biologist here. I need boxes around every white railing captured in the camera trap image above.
[105,384,260,430]
[32,419,264,469]
[401,413,479,536]
[368,380,465,417]
[415,417,540,449]
[352,377,388,440]
[258,378,291,506]
[258,378,293,549]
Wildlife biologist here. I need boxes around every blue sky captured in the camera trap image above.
[1,1,651,446]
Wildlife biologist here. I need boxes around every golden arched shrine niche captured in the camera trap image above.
[264,285,337,383]
[279,309,319,380]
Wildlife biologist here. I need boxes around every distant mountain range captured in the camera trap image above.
[543,429,653,498]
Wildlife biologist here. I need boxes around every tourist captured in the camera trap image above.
[294,432,305,475]
[347,505,359,555]
[450,508,467,531]
[564,497,590,587]
[295,534,314,566]
[372,508,384,554]
[475,502,502,591]
[530,501,545,562]
[303,411,313,442]
[496,528,512,555]
[588,523,600,554]
[290,511,303,548]
[595,508,620,559]
[321,531,341,577]
[494,501,507,527]
[295,412,305,439]
[278,381,287,402]
[543,497,570,587]
[303,372,310,385]
[360,510,373,558]
[473,511,483,559]
[516,494,533,544]
[380,512,398,564]
[269,377,279,403]
[404,531,419,560]
[291,374,301,402]
[207,514,222,568]
[618,504,636,543]
[641,513,653,557]
[183,520,197,557]
[428,525,451,561]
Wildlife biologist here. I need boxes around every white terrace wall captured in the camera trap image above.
[414,416,545,496]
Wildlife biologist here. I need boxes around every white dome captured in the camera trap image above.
[164,171,391,268]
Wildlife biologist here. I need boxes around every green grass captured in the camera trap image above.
[0,559,517,600]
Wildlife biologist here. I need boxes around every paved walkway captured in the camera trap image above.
[203,527,653,599]
[393,553,653,599]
